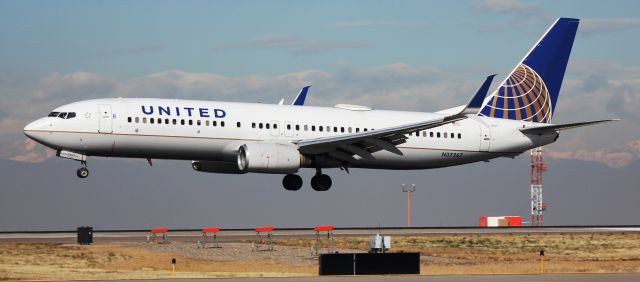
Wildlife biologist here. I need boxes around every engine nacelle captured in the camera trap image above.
[192,160,246,174]
[237,143,301,174]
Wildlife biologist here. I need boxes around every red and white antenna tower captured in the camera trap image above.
[530,147,548,226]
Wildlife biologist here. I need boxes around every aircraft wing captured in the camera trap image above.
[520,119,619,134]
[295,82,490,161]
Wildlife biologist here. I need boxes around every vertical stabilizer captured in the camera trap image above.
[479,18,579,123]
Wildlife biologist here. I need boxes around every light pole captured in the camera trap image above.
[402,184,416,227]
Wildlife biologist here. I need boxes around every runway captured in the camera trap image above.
[1,226,639,243]
[82,273,640,282]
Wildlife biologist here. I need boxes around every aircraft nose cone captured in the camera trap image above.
[23,121,37,139]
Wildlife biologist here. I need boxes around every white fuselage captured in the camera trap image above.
[24,98,558,171]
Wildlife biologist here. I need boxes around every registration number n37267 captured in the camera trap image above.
[441,152,463,158]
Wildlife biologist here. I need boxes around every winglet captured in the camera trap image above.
[461,74,496,115]
[292,85,311,106]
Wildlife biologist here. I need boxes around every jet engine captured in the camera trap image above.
[237,143,301,174]
[191,160,246,174]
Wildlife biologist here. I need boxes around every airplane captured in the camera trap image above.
[23,18,617,191]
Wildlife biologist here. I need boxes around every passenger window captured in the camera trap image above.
[341,127,345,133]
[333,126,338,132]
[237,122,241,128]
[273,123,277,129]
[221,121,225,127]
[188,120,193,125]
[348,127,352,133]
[266,123,270,129]
[252,123,256,128]
[430,132,434,137]
[437,132,441,138]
[212,120,217,126]
[135,117,140,123]
[143,117,147,123]
[458,133,462,139]
[205,120,210,126]
[319,126,323,132]
[295,125,300,131]
[422,132,426,137]
[356,128,360,133]
[197,120,201,126]
[364,128,368,132]
[173,119,177,125]
[287,124,291,130]
[127,117,132,123]
[450,132,454,138]
[181,119,185,125]
[311,125,316,131]
[444,132,448,138]
[304,125,308,131]
[165,118,169,124]
[259,123,263,129]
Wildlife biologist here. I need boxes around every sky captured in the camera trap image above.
[1,0,640,230]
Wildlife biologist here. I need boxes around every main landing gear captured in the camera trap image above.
[282,169,332,191]
[76,161,89,178]
[282,174,303,191]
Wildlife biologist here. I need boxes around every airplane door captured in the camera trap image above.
[270,120,281,137]
[479,125,490,151]
[284,121,294,137]
[98,104,113,134]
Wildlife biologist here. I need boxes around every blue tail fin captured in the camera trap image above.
[292,85,311,106]
[479,18,579,123]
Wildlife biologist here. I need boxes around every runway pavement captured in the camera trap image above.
[1,226,639,243]
[82,273,640,282]
[2,226,640,243]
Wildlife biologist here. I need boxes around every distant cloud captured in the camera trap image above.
[329,21,430,28]
[547,140,640,168]
[464,0,549,33]
[213,34,369,56]
[471,0,539,14]
[581,18,640,35]
[3,60,639,168]
[9,139,56,163]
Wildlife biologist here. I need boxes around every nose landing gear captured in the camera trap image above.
[76,161,89,178]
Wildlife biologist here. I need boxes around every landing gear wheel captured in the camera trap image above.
[311,174,332,191]
[282,174,303,191]
[77,167,89,178]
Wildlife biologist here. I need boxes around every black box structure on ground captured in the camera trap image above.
[319,252,420,275]
[77,226,93,245]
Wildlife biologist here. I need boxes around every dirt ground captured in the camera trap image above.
[2,233,640,280]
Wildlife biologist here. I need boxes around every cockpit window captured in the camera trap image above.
[48,112,76,119]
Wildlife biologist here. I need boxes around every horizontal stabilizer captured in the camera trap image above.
[520,119,619,134]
